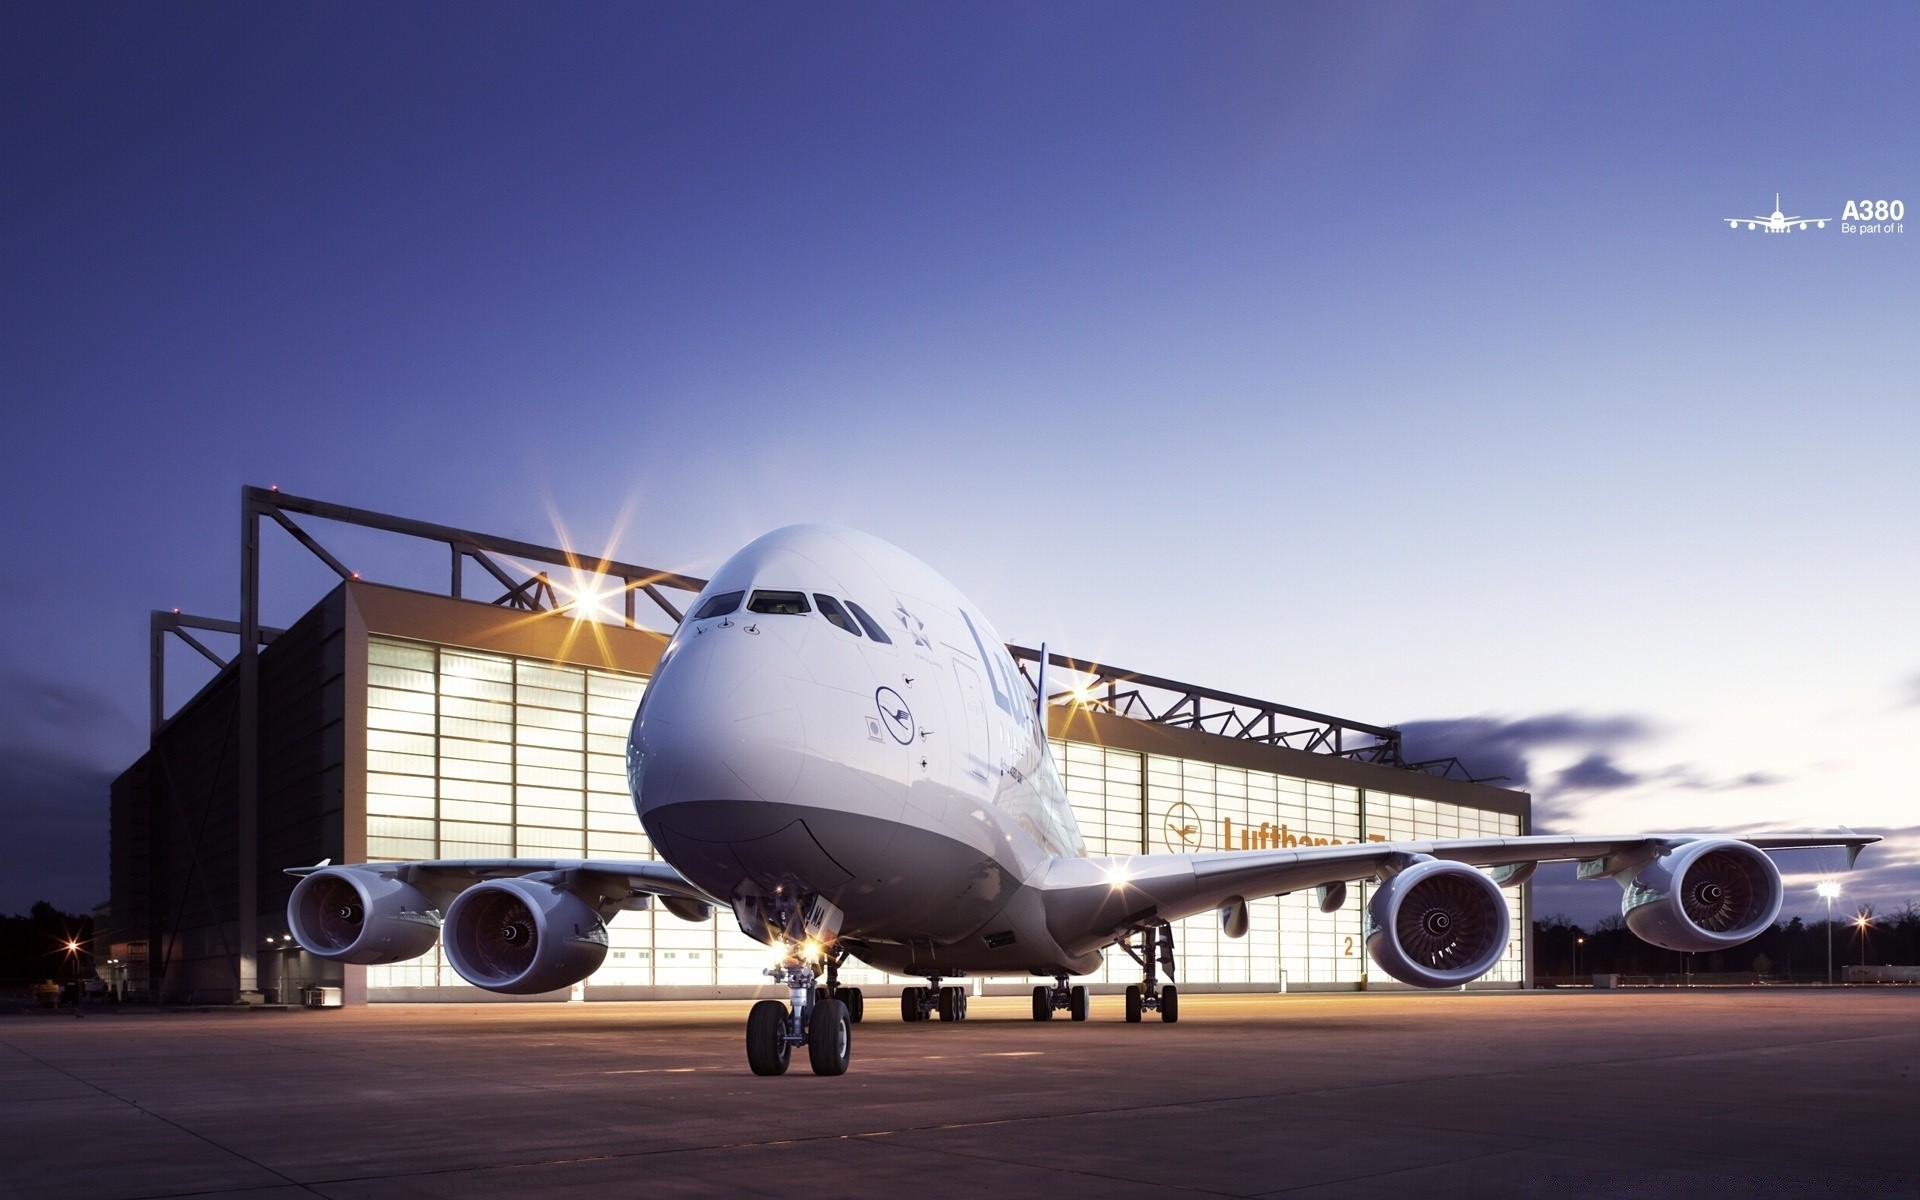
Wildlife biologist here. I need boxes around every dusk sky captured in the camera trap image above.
[3,4,1915,925]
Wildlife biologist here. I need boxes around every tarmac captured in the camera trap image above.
[3,989,1916,1199]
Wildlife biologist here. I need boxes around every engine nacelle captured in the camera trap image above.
[1621,838,1782,952]
[1364,858,1510,987]
[288,867,442,965]
[443,878,609,995]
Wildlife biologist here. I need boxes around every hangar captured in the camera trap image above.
[107,487,1530,1005]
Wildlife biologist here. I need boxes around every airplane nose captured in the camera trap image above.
[629,623,808,821]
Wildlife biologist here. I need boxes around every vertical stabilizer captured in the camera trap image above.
[1035,642,1049,722]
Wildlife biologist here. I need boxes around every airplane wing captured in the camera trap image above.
[286,857,721,916]
[1040,831,1879,950]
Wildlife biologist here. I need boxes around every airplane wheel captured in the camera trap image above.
[1069,985,1089,1022]
[1125,985,1142,1023]
[845,987,864,1023]
[808,998,852,1076]
[901,986,922,1022]
[938,985,960,1022]
[956,990,969,1020]
[1160,985,1179,1023]
[810,987,826,1030]
[1032,985,1052,1021]
[746,999,791,1076]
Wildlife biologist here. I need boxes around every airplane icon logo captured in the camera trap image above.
[1726,193,1828,233]
[1163,801,1203,852]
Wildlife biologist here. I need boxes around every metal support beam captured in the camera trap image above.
[236,490,261,999]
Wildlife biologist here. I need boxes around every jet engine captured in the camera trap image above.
[1364,858,1510,987]
[288,866,442,965]
[1621,838,1782,952]
[443,878,610,994]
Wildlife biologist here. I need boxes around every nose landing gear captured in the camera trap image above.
[1120,919,1179,1023]
[742,892,852,1076]
[747,954,851,1076]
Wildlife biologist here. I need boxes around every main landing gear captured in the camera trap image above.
[900,975,969,1021]
[1031,974,1090,1021]
[1120,919,1179,1023]
[743,893,853,1077]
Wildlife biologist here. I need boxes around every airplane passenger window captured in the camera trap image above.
[746,590,811,615]
[813,594,861,637]
[845,601,892,643]
[692,590,745,620]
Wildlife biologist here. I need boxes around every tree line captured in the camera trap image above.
[1532,902,1920,980]
[0,902,95,986]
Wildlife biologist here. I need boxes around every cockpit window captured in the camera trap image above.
[813,594,861,637]
[692,590,744,620]
[747,590,810,615]
[845,601,892,643]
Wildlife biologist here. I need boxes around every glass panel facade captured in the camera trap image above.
[363,637,1525,993]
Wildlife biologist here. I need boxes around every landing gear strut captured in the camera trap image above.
[743,893,851,1076]
[1030,974,1090,1021]
[821,951,864,1023]
[1120,919,1179,1023]
[901,975,968,1021]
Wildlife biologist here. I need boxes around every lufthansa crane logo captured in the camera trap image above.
[875,687,915,745]
[1163,801,1203,852]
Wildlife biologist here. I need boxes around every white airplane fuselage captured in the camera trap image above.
[627,524,1103,977]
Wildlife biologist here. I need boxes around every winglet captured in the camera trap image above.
[284,858,333,877]
[1840,827,1865,871]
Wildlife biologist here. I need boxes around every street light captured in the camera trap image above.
[1854,912,1871,976]
[1574,936,1585,984]
[1817,880,1841,985]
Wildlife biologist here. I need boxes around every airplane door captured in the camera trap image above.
[950,660,992,788]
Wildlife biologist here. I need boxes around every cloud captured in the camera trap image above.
[0,668,140,767]
[0,668,138,914]
[1672,769,1784,791]
[1555,752,1639,791]
[0,743,112,914]
[1396,712,1651,787]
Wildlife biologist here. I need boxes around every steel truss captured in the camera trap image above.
[1007,646,1487,782]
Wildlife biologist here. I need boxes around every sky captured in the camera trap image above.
[2,3,1915,927]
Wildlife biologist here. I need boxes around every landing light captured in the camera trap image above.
[1817,880,1841,900]
[801,938,824,962]
[1104,864,1131,889]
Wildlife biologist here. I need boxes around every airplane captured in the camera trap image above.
[1726,193,1829,232]
[285,525,1878,1076]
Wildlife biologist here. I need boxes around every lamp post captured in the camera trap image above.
[1574,936,1584,984]
[1817,881,1840,986]
[1854,913,1871,977]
